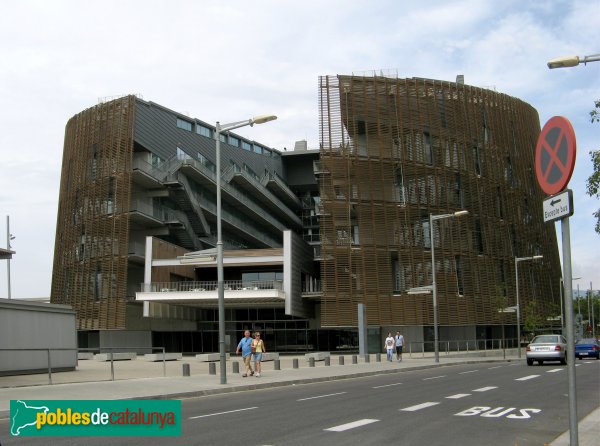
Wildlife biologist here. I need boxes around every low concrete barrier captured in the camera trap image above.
[260,353,279,362]
[94,353,136,361]
[78,352,94,360]
[305,352,330,361]
[196,353,230,362]
[143,353,182,362]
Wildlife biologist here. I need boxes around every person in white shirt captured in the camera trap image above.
[384,332,395,362]
[395,331,405,361]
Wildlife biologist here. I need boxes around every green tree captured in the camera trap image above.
[587,99,600,234]
[523,300,545,337]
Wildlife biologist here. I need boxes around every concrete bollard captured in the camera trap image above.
[324,357,330,366]
[293,358,299,369]
[182,363,190,377]
[338,356,345,365]
[274,359,281,370]
[208,362,216,375]
[376,353,381,362]
[364,354,370,363]
[309,357,315,367]
[232,361,240,374]
[352,355,358,364]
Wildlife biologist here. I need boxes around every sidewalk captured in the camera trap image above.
[0,352,597,445]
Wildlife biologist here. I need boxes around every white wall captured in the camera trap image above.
[0,298,77,375]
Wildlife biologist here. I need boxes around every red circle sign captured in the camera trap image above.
[535,116,576,196]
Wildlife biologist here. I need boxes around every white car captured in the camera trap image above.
[526,334,567,366]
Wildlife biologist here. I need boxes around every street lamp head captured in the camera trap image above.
[547,55,580,69]
[251,114,277,125]
[532,255,543,260]
[453,210,469,217]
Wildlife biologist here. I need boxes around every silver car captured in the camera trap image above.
[526,334,567,366]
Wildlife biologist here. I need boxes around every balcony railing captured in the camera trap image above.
[141,280,283,293]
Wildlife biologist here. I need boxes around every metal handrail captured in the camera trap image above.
[141,280,284,293]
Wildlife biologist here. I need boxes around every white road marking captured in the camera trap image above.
[509,363,519,366]
[472,386,498,392]
[189,407,258,419]
[488,366,503,370]
[372,382,403,389]
[547,368,563,373]
[401,402,440,411]
[459,370,478,374]
[446,393,471,399]
[423,375,446,381]
[515,375,540,381]
[297,392,347,401]
[575,364,581,367]
[325,419,379,432]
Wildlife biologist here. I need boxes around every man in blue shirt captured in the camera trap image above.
[236,330,254,377]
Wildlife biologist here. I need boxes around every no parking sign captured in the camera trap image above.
[535,116,576,196]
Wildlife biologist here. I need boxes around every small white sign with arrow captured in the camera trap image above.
[543,189,573,223]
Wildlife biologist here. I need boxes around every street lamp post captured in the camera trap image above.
[6,215,15,300]
[547,53,600,69]
[429,210,468,363]
[214,114,277,385]
[515,255,543,358]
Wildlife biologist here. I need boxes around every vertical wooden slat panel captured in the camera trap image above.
[318,75,561,328]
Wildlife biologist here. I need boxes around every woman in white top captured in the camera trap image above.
[384,332,395,362]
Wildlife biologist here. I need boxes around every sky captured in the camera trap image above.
[0,0,599,299]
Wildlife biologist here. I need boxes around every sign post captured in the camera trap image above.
[535,115,578,445]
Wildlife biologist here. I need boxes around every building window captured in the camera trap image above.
[91,153,98,180]
[474,218,484,254]
[510,225,517,255]
[176,147,192,160]
[455,255,464,295]
[473,144,481,176]
[391,252,402,293]
[176,118,193,131]
[241,141,252,151]
[196,124,211,138]
[151,153,164,168]
[454,173,463,207]
[228,135,240,147]
[422,218,431,249]
[219,134,226,143]
[94,264,102,301]
[197,152,215,172]
[505,156,514,186]
[424,131,433,165]
[495,187,504,219]
[437,90,447,128]
[253,144,262,154]
[395,167,406,204]
[498,262,507,297]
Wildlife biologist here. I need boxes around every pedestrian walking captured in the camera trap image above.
[251,331,266,377]
[384,332,395,361]
[235,330,254,377]
[395,331,405,361]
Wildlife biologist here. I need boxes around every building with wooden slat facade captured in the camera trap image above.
[50,74,562,352]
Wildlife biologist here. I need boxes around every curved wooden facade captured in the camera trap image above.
[51,96,135,329]
[318,75,561,328]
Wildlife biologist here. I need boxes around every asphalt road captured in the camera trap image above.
[2,360,599,446]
